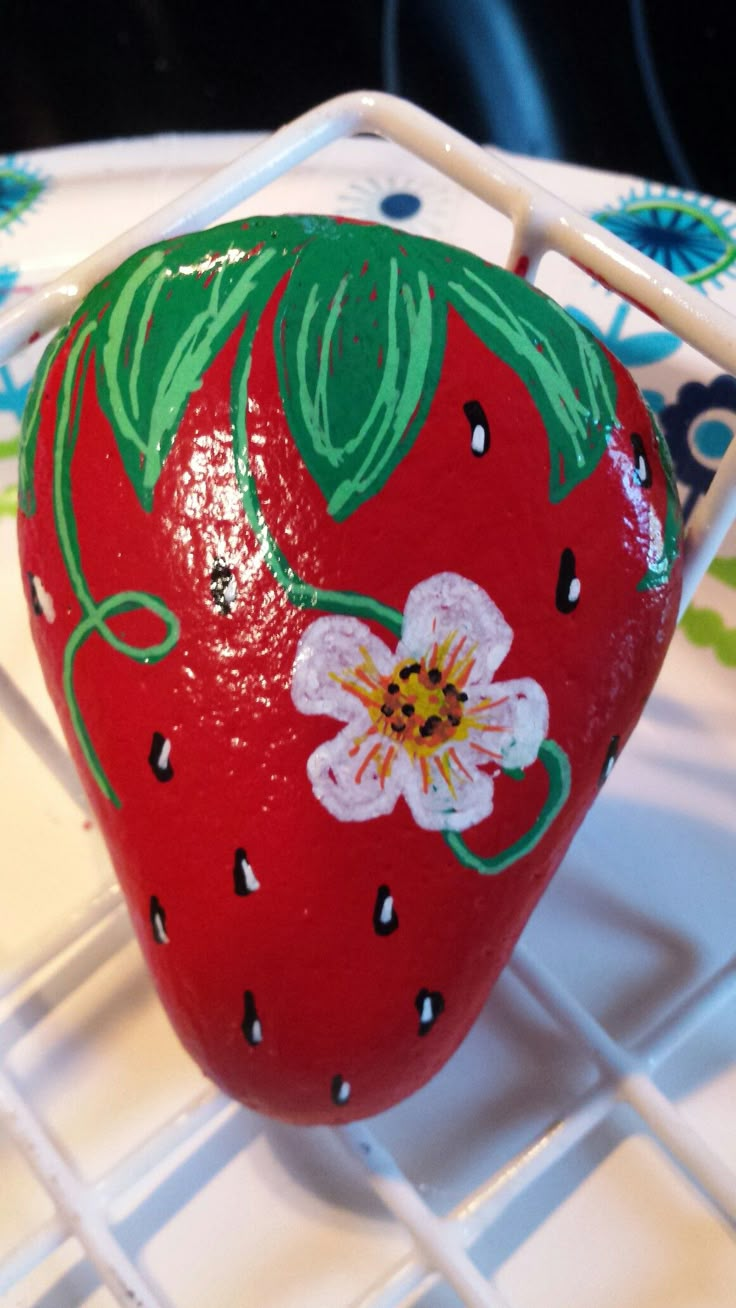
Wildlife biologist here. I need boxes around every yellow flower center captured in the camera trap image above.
[374,658,469,758]
[333,627,509,799]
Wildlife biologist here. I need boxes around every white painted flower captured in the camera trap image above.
[291,573,549,833]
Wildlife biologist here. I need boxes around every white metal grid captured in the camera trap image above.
[0,92,734,1307]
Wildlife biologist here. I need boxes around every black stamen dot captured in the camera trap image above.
[380,704,394,717]
[148,731,174,782]
[631,433,652,488]
[149,895,169,944]
[415,988,445,1036]
[241,990,263,1046]
[233,847,260,896]
[400,663,421,680]
[464,399,490,457]
[458,692,468,703]
[447,714,461,727]
[331,1074,351,1106]
[373,884,399,936]
[390,722,406,733]
[401,703,415,717]
[419,715,441,738]
[387,682,400,695]
[428,667,442,684]
[210,558,237,614]
[600,735,620,786]
[555,548,580,615]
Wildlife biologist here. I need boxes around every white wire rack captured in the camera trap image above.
[0,92,735,1308]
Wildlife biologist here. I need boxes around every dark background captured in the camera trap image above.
[1,0,734,199]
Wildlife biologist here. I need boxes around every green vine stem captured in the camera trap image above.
[53,324,179,807]
[443,740,571,874]
[231,324,404,638]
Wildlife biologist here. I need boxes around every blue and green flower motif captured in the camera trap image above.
[0,266,30,515]
[0,159,45,235]
[660,374,736,521]
[594,184,736,291]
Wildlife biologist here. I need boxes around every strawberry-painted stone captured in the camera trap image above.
[17,216,682,1123]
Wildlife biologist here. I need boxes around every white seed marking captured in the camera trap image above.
[157,738,171,770]
[250,1019,263,1045]
[471,423,487,455]
[337,1080,351,1103]
[568,577,581,604]
[34,577,56,623]
[241,855,260,893]
[380,895,394,924]
[421,996,434,1025]
[153,913,169,944]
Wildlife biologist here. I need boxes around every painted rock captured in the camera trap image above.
[17,216,682,1123]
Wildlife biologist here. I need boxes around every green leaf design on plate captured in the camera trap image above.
[0,483,17,516]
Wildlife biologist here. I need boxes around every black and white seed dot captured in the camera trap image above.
[631,433,652,488]
[331,1074,351,1106]
[233,847,260,896]
[373,885,399,936]
[415,988,445,1036]
[555,548,581,614]
[27,573,42,616]
[148,732,174,782]
[600,735,620,786]
[241,990,263,1045]
[150,895,169,944]
[464,400,490,456]
[210,558,237,614]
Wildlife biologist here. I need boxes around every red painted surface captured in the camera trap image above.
[18,233,682,1124]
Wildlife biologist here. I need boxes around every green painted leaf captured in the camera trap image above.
[18,326,68,516]
[275,221,447,522]
[89,218,305,510]
[19,215,623,531]
[447,265,619,502]
[637,410,682,591]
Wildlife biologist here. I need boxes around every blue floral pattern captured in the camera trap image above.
[0,267,30,445]
[660,375,736,521]
[0,266,17,307]
[336,175,451,237]
[0,159,45,234]
[594,184,736,291]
